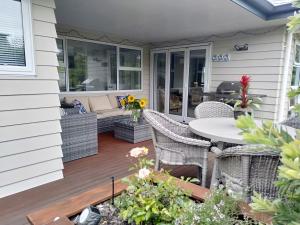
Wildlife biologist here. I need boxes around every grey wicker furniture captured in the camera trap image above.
[281,115,300,129]
[60,108,98,162]
[143,109,211,187]
[194,101,234,119]
[211,145,280,202]
[97,115,131,133]
[114,119,152,143]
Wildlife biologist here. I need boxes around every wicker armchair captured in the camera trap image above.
[194,101,234,119]
[211,145,280,202]
[143,109,211,186]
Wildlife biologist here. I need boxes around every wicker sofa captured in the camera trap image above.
[63,95,131,133]
[60,108,98,162]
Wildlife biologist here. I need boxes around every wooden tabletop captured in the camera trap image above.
[189,117,296,145]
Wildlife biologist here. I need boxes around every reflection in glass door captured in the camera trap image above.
[152,45,209,122]
[169,51,184,117]
[153,53,166,113]
[187,49,207,118]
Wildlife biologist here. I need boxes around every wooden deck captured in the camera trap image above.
[0,132,214,225]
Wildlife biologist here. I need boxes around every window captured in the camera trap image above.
[0,0,35,75]
[57,39,66,91]
[119,48,142,90]
[56,38,142,92]
[290,43,300,108]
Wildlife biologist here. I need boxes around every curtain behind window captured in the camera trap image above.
[0,0,26,67]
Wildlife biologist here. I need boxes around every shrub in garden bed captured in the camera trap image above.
[106,147,259,225]
[73,146,260,225]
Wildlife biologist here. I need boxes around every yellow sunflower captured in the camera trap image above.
[128,95,135,103]
[139,98,148,109]
[120,99,126,107]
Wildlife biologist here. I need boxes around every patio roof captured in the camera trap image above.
[232,0,297,20]
[55,0,297,43]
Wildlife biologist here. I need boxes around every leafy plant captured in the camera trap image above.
[115,147,262,225]
[115,147,192,225]
[287,0,300,31]
[176,188,257,225]
[236,101,300,223]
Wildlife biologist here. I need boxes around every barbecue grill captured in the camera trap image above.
[203,81,266,105]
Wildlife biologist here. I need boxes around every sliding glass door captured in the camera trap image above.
[169,50,185,119]
[152,45,210,122]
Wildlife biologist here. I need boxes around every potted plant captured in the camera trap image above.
[233,75,262,119]
[120,95,148,123]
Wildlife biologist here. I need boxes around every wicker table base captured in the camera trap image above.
[114,119,152,143]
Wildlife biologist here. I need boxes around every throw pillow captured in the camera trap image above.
[73,99,87,114]
[116,96,127,108]
[59,108,67,116]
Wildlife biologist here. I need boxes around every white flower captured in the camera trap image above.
[129,147,148,158]
[137,168,151,179]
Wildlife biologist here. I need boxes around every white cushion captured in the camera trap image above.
[96,108,131,119]
[108,95,119,109]
[89,95,112,112]
[64,96,91,112]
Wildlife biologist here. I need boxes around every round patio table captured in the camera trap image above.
[189,117,297,146]
[189,117,297,188]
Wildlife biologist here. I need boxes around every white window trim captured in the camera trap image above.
[0,0,35,76]
[57,35,143,93]
[288,41,300,111]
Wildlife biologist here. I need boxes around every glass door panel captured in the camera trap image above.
[153,52,166,113]
[169,51,184,116]
[187,49,207,118]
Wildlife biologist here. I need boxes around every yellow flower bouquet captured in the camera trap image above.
[121,95,148,123]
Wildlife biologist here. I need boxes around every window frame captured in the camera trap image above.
[57,36,143,93]
[289,42,300,109]
[0,0,35,76]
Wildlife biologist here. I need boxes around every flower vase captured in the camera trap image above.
[131,109,141,123]
[234,107,253,120]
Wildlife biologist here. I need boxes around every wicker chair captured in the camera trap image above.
[143,109,211,187]
[281,115,300,129]
[194,101,234,119]
[211,145,280,202]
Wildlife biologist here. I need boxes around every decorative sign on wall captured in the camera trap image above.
[212,54,230,62]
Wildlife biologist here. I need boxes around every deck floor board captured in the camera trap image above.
[0,132,214,225]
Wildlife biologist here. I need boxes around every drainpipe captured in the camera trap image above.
[278,30,293,122]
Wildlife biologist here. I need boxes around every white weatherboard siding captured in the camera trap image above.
[152,26,288,120]
[210,27,286,120]
[0,0,63,198]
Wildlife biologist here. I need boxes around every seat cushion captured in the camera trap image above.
[96,108,131,119]
[64,96,91,112]
[108,95,119,109]
[89,95,112,112]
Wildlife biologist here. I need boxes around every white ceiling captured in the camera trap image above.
[55,0,287,43]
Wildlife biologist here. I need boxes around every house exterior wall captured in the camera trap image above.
[56,25,151,101]
[152,26,288,121]
[0,0,63,198]
[210,26,286,120]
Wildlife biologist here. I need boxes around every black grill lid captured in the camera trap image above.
[216,81,241,94]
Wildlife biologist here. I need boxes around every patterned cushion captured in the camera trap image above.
[73,99,87,114]
[116,96,127,108]
[64,96,91,112]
